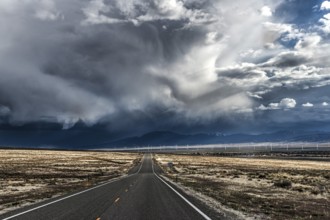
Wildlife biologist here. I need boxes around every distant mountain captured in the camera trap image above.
[106,130,330,148]
[1,124,330,149]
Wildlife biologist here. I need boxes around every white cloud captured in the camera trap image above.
[257,104,267,110]
[294,34,321,49]
[260,6,272,17]
[302,102,314,107]
[279,98,297,108]
[319,13,330,33]
[263,22,292,32]
[82,0,216,26]
[322,102,329,106]
[321,1,330,10]
[205,32,218,44]
[258,98,296,110]
[136,0,186,21]
[268,102,280,109]
[247,92,262,99]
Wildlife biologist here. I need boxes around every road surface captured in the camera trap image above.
[1,154,219,220]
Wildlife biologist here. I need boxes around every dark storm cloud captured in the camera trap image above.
[217,67,265,79]
[1,0,330,136]
[0,0,237,133]
[260,51,311,68]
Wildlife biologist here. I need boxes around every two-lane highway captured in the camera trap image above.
[1,154,215,220]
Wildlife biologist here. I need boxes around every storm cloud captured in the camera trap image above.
[1,0,330,136]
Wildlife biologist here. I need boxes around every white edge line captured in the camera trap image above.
[2,154,146,220]
[151,155,212,220]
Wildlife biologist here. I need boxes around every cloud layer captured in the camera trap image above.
[1,0,330,135]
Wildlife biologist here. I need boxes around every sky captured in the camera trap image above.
[1,0,330,138]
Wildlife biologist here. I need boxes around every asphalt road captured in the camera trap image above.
[1,154,217,220]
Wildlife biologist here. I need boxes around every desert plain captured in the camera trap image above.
[155,153,330,219]
[0,149,141,214]
[1,148,330,219]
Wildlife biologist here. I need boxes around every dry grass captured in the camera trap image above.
[0,149,141,214]
[155,154,330,220]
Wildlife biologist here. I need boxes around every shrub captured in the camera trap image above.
[274,179,292,188]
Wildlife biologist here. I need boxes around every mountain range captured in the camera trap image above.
[1,122,330,149]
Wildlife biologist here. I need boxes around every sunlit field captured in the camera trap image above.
[155,153,330,219]
[0,149,141,214]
